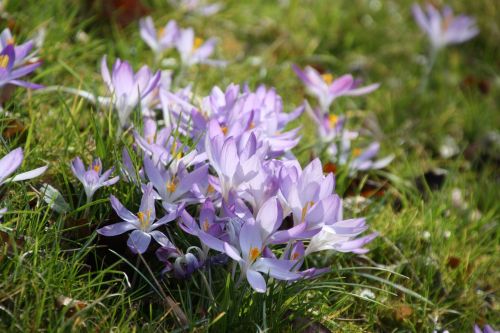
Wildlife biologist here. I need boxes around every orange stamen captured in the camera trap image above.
[0,55,9,68]
[249,246,260,262]
[321,73,334,85]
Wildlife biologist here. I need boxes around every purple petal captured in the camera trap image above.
[101,175,120,186]
[150,230,174,248]
[0,147,23,183]
[110,195,138,223]
[10,165,47,182]
[97,222,137,236]
[223,242,242,261]
[199,230,226,253]
[256,197,283,239]
[246,269,266,293]
[239,221,262,259]
[127,230,152,254]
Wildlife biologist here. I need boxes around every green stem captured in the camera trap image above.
[418,47,439,93]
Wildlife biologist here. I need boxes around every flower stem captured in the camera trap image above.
[418,47,439,93]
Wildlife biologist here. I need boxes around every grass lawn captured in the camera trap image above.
[0,0,498,331]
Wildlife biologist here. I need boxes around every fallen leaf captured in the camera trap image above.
[394,304,413,321]
[2,119,25,139]
[323,162,337,174]
[88,0,149,27]
[447,256,461,269]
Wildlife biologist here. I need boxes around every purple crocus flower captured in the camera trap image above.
[97,184,176,254]
[70,157,119,202]
[0,44,42,89]
[332,129,394,175]
[305,220,378,255]
[241,160,281,214]
[204,120,262,201]
[134,118,206,170]
[278,158,338,236]
[169,0,223,16]
[179,200,223,238]
[195,84,302,156]
[277,159,378,253]
[0,147,47,185]
[198,197,301,292]
[474,324,499,333]
[143,155,208,212]
[0,147,47,217]
[139,17,179,56]
[156,246,204,278]
[412,3,479,50]
[175,28,224,67]
[306,105,345,144]
[0,28,38,67]
[293,65,379,111]
[101,56,161,127]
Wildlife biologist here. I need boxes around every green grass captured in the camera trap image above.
[0,0,498,331]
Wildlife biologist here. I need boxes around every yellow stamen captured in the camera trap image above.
[146,135,154,144]
[300,201,315,223]
[0,55,9,69]
[158,27,166,38]
[328,114,338,126]
[193,37,204,50]
[353,148,362,157]
[167,179,177,193]
[202,219,210,232]
[6,38,14,45]
[221,126,228,135]
[291,252,300,260]
[93,164,101,172]
[321,73,334,85]
[207,184,215,194]
[138,210,151,230]
[249,122,255,129]
[249,246,260,262]
[442,13,453,31]
[175,151,183,160]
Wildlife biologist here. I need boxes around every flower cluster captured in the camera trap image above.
[139,16,224,66]
[294,65,393,175]
[91,54,377,291]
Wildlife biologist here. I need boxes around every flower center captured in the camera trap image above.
[0,55,9,69]
[166,177,177,193]
[193,37,204,50]
[300,201,315,223]
[158,27,166,38]
[328,114,338,127]
[442,13,453,31]
[207,184,215,194]
[291,252,300,260]
[321,73,334,85]
[6,38,14,45]
[93,164,101,172]
[137,210,151,230]
[249,246,260,262]
[352,148,362,157]
[221,126,228,135]
[202,219,210,232]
